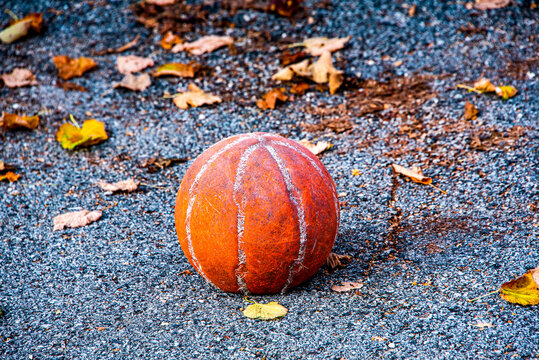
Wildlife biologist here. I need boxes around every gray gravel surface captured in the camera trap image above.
[1,0,538,359]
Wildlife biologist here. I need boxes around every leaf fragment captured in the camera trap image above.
[1,68,37,87]
[463,101,478,120]
[474,0,511,10]
[171,83,222,109]
[290,82,310,95]
[153,63,198,78]
[0,171,21,182]
[474,78,497,93]
[500,268,539,306]
[114,73,152,91]
[53,56,97,80]
[0,13,42,44]
[242,300,287,320]
[470,322,494,329]
[256,88,288,110]
[298,139,333,155]
[290,36,351,56]
[325,252,352,270]
[146,0,176,5]
[171,35,233,55]
[331,281,363,292]
[97,179,139,193]
[160,31,182,50]
[495,85,517,100]
[0,112,39,130]
[391,164,432,185]
[53,209,102,231]
[56,118,108,150]
[116,55,154,75]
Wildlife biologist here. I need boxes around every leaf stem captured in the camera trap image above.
[428,183,447,195]
[69,114,80,128]
[244,297,256,304]
[457,84,482,94]
[468,289,499,303]
[4,9,19,21]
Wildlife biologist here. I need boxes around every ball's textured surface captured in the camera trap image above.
[175,132,340,294]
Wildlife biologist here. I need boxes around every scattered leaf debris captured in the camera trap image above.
[325,252,352,270]
[53,55,98,80]
[171,83,222,109]
[53,209,103,231]
[242,298,287,320]
[1,68,37,87]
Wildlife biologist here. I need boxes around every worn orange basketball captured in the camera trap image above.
[175,132,339,294]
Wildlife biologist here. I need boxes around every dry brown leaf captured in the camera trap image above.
[391,164,432,185]
[473,78,496,93]
[153,63,198,78]
[53,210,102,231]
[290,82,310,95]
[474,0,511,10]
[97,179,139,192]
[171,35,233,55]
[160,31,182,50]
[53,55,97,80]
[0,112,39,130]
[146,0,176,5]
[292,36,351,56]
[310,51,341,83]
[256,88,288,110]
[116,55,154,75]
[298,139,333,155]
[325,252,352,270]
[172,83,222,109]
[463,101,479,120]
[1,68,37,87]
[272,59,311,81]
[56,80,86,92]
[114,73,152,91]
[94,35,140,56]
[331,281,363,292]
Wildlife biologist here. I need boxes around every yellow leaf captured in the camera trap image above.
[242,301,287,320]
[53,55,97,80]
[153,63,197,78]
[500,268,539,306]
[290,36,351,56]
[391,164,432,184]
[0,112,39,130]
[0,13,42,44]
[0,171,21,182]
[352,169,360,176]
[56,118,107,150]
[172,83,221,110]
[495,85,517,100]
[473,78,497,93]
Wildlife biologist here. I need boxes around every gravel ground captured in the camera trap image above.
[1,0,538,359]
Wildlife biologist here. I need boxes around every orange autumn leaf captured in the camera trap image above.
[463,101,478,120]
[0,13,42,44]
[256,88,288,110]
[474,78,497,93]
[495,85,518,100]
[290,82,310,95]
[160,31,182,50]
[0,171,21,182]
[53,55,97,80]
[153,63,198,78]
[0,112,39,130]
[391,164,432,184]
[500,268,539,306]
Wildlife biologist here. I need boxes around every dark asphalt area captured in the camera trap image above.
[1,0,538,358]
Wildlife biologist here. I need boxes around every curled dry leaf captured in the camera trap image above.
[495,85,517,100]
[116,55,155,75]
[331,281,363,292]
[172,83,222,109]
[171,35,233,55]
[56,118,108,150]
[153,63,198,78]
[310,51,343,94]
[160,31,182,50]
[53,56,97,80]
[0,171,21,182]
[256,88,288,110]
[325,252,352,270]
[391,164,432,185]
[298,139,333,156]
[97,179,139,193]
[500,267,539,306]
[242,300,287,320]
[53,209,102,231]
[463,101,479,120]
[1,68,37,87]
[114,73,152,91]
[0,112,39,130]
[474,0,511,10]
[474,78,496,93]
[0,13,42,44]
[290,36,351,56]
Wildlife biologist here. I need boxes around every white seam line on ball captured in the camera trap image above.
[265,145,308,293]
[232,142,263,293]
[185,134,256,282]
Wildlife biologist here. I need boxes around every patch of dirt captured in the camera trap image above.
[503,57,539,80]
[301,117,353,133]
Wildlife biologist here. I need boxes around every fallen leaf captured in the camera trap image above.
[474,0,511,10]
[393,60,403,67]
[172,83,222,109]
[470,322,495,329]
[281,49,308,66]
[256,88,288,110]
[1,112,39,130]
[146,0,176,5]
[114,73,152,91]
[97,179,139,193]
[53,56,97,80]
[116,55,154,75]
[268,0,302,17]
[0,171,21,182]
[56,80,86,92]
[160,31,182,50]
[96,327,106,331]
[0,161,16,172]
[53,209,102,231]
[372,336,387,342]
[0,13,42,44]
[391,164,432,185]
[140,157,188,173]
[94,34,140,56]
[408,4,417,17]
[325,252,352,270]
[474,78,496,93]
[56,117,108,150]
[463,101,478,120]
[500,268,539,306]
[171,35,233,55]
[1,68,37,87]
[495,85,518,100]
[153,63,198,78]
[290,36,351,56]
[243,300,287,320]
[298,139,333,155]
[290,82,310,95]
[331,281,363,292]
